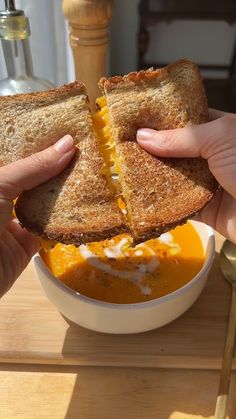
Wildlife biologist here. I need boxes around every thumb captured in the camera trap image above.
[0,135,75,200]
[136,113,227,160]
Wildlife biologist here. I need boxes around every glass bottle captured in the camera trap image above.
[0,0,54,95]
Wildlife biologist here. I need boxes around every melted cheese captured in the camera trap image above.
[41,222,205,304]
[92,96,123,201]
[93,96,130,220]
[93,96,119,176]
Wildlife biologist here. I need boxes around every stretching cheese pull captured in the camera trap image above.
[93,96,129,219]
[93,96,120,177]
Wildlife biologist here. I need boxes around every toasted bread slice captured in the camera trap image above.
[99,59,218,243]
[0,82,128,244]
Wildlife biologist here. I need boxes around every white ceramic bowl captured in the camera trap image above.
[33,221,215,334]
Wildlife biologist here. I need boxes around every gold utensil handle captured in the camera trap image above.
[215,284,236,419]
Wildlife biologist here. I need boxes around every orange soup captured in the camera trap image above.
[41,222,205,304]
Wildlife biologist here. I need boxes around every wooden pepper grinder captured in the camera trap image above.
[62,0,114,107]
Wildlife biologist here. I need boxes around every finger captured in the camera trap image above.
[0,198,14,230]
[0,135,75,200]
[190,213,202,223]
[209,108,226,121]
[0,220,39,297]
[209,108,236,121]
[136,116,225,159]
[7,218,40,259]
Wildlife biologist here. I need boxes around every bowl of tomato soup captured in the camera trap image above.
[34,220,215,333]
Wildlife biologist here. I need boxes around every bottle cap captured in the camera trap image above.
[0,1,24,17]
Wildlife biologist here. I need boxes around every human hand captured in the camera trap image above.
[137,110,236,243]
[0,135,75,298]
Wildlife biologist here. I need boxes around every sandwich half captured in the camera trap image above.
[0,82,127,244]
[99,59,218,243]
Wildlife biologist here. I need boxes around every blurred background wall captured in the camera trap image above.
[110,0,235,78]
[110,0,236,111]
[0,0,235,110]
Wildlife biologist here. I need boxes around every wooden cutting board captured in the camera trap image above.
[0,232,235,369]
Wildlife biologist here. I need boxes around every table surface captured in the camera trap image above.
[1,232,236,419]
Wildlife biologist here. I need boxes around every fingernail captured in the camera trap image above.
[137,129,155,141]
[54,135,74,154]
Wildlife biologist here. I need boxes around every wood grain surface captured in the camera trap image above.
[0,233,235,370]
[0,364,235,419]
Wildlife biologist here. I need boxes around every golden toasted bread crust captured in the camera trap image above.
[100,59,205,90]
[1,81,87,103]
[100,59,218,242]
[0,83,128,245]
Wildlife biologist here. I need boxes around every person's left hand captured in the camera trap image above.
[0,135,75,298]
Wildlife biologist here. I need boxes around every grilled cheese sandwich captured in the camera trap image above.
[0,59,218,246]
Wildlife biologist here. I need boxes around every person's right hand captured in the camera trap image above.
[137,110,236,244]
